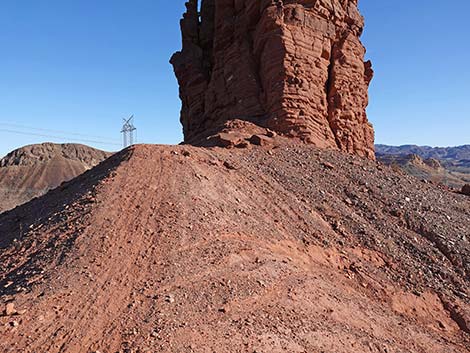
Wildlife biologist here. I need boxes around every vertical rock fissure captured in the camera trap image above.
[325,41,342,149]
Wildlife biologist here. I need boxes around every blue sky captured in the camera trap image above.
[0,0,468,157]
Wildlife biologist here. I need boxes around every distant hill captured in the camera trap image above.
[376,144,470,164]
[376,144,470,189]
[0,143,111,213]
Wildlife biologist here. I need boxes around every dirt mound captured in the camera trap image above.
[0,143,111,213]
[0,143,468,352]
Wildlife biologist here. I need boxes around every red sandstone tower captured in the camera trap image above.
[171,0,375,159]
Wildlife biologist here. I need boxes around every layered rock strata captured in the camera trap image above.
[171,0,375,159]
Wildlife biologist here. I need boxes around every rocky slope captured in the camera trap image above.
[0,142,468,352]
[376,145,470,189]
[0,143,111,213]
[171,0,375,159]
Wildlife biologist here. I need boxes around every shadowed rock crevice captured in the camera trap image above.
[171,0,375,159]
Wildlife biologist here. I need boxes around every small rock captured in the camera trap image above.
[249,134,272,146]
[461,184,470,196]
[223,161,237,170]
[5,303,16,316]
[235,141,250,149]
[212,132,247,148]
[165,294,175,303]
[321,162,335,170]
[266,129,277,138]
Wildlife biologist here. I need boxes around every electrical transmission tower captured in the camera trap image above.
[121,115,136,148]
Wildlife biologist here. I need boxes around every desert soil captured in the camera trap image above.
[0,143,469,353]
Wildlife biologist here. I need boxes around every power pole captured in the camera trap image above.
[121,115,136,148]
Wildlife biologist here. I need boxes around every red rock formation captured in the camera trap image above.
[171,0,375,159]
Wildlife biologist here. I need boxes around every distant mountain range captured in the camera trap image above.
[376,144,470,163]
[376,144,470,189]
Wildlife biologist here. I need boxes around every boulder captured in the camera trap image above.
[249,134,272,146]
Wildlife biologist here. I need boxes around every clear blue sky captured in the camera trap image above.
[0,0,469,157]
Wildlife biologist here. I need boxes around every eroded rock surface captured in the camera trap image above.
[171,0,375,159]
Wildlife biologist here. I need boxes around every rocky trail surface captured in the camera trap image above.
[0,142,469,353]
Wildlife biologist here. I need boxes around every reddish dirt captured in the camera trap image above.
[0,143,111,213]
[0,142,469,352]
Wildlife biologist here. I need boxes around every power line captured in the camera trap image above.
[0,122,120,143]
[0,128,121,147]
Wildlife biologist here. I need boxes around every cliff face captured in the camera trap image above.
[171,0,375,159]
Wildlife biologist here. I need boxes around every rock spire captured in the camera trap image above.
[171,0,375,159]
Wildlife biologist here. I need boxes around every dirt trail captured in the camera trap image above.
[0,144,469,352]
